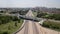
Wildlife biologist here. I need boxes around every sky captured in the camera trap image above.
[0,0,60,8]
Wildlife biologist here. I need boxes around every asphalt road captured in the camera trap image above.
[16,10,40,34]
[16,10,60,34]
[24,20,29,34]
[32,21,39,34]
[16,20,40,34]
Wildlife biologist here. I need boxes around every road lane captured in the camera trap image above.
[24,20,29,34]
[16,10,60,34]
[28,21,33,34]
[32,21,39,34]
[16,10,41,34]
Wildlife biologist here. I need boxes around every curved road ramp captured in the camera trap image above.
[14,10,60,34]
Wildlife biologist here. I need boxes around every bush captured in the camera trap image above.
[3,31,8,34]
[37,13,60,20]
[42,21,60,31]
[15,21,17,27]
[37,13,48,18]
[0,16,19,25]
[0,15,23,34]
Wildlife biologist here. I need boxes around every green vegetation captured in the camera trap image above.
[32,11,37,17]
[0,15,23,34]
[37,13,47,18]
[37,13,60,20]
[0,11,6,13]
[42,21,60,31]
[0,15,18,25]
[18,10,28,15]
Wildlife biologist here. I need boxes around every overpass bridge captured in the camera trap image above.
[19,15,40,22]
[0,10,41,22]
[8,10,41,22]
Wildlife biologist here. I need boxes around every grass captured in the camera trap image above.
[0,20,23,34]
[32,11,37,17]
[42,20,60,31]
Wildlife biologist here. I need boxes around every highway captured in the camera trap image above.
[16,20,40,34]
[0,9,60,34]
[16,10,40,34]
[15,10,60,34]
